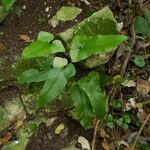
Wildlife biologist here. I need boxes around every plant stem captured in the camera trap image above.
[132,112,150,150]
[92,120,100,150]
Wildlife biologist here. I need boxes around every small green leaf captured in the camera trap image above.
[53,57,68,68]
[107,114,113,121]
[36,64,76,108]
[106,121,114,128]
[37,31,54,43]
[123,114,131,123]
[134,56,146,68]
[70,85,93,128]
[111,100,122,109]
[78,72,106,120]
[134,12,150,37]
[70,35,128,62]
[22,40,65,58]
[122,122,129,129]
[2,0,16,11]
[116,118,123,126]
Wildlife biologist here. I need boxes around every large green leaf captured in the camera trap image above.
[22,40,65,58]
[59,6,119,43]
[2,0,16,11]
[78,72,106,120]
[18,69,50,84]
[70,35,128,62]
[36,64,76,108]
[18,63,75,84]
[70,85,93,128]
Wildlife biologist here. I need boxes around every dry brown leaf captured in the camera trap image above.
[0,133,12,144]
[137,109,150,125]
[136,78,150,95]
[0,42,6,52]
[14,119,24,130]
[19,34,31,42]
[101,138,110,150]
[124,144,141,150]
[98,126,109,138]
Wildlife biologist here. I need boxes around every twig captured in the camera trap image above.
[92,120,100,150]
[120,24,136,76]
[17,89,29,116]
[131,112,150,150]
[105,87,114,117]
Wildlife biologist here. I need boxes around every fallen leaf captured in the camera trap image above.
[0,42,6,52]
[14,119,24,130]
[122,80,136,87]
[78,136,91,150]
[44,117,57,127]
[124,144,141,150]
[19,34,31,42]
[81,0,90,5]
[118,140,129,148]
[101,138,110,150]
[98,126,109,138]
[136,78,150,95]
[50,6,82,28]
[125,98,136,111]
[55,123,65,135]
[0,133,12,144]
[137,109,150,125]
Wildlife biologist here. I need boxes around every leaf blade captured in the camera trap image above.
[70,35,128,62]
[78,72,106,120]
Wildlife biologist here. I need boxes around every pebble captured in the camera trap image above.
[47,14,51,18]
[47,133,52,140]
[45,7,50,12]
[22,5,26,10]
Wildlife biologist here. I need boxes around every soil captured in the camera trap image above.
[26,115,102,150]
[0,0,150,150]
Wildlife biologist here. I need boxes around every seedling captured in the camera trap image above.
[106,113,131,129]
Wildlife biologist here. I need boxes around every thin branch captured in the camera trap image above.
[120,24,136,76]
[132,112,150,150]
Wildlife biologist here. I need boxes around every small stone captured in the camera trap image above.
[47,133,52,140]
[45,7,50,12]
[47,14,51,18]
[22,5,26,10]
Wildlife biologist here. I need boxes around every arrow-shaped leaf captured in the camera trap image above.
[78,72,106,120]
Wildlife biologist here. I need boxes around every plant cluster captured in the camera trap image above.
[17,30,127,128]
